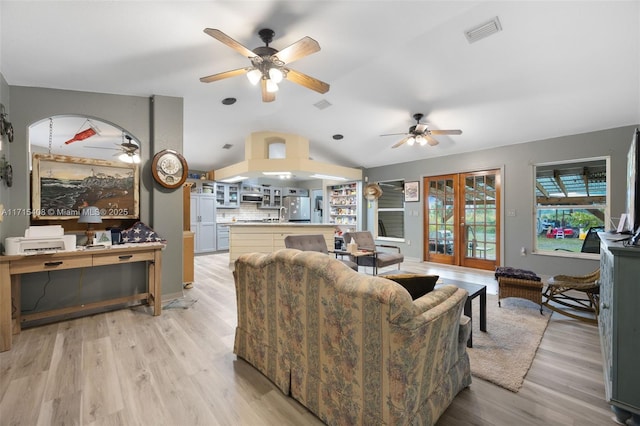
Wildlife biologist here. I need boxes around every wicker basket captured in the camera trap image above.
[498,276,543,313]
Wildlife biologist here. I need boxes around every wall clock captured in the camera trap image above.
[151,149,188,189]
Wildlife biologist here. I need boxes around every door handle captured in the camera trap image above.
[118,255,134,260]
[44,261,63,267]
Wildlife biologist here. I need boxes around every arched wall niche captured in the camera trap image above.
[27,114,143,234]
[28,114,142,167]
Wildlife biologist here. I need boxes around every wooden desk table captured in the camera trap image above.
[0,243,164,352]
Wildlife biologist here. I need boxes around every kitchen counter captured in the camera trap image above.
[229,223,337,264]
[227,222,335,226]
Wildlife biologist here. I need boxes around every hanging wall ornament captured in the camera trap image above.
[364,183,383,201]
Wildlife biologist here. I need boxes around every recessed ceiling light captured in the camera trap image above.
[221,97,236,105]
[332,134,344,140]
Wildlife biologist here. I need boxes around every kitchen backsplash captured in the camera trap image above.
[216,202,276,223]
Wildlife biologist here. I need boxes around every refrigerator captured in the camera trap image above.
[282,196,311,222]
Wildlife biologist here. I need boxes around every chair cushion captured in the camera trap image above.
[383,274,439,300]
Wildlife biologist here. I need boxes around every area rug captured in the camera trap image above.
[466,294,552,392]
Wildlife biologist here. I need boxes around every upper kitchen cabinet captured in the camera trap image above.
[261,186,282,209]
[216,183,239,208]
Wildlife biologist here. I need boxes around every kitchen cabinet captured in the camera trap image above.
[261,186,282,209]
[217,224,230,250]
[284,187,309,196]
[190,194,217,253]
[188,179,216,194]
[215,183,239,208]
[598,235,640,424]
[328,182,360,227]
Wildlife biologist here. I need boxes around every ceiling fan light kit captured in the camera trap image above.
[201,28,329,102]
[382,113,463,149]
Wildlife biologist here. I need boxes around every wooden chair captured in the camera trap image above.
[542,269,600,324]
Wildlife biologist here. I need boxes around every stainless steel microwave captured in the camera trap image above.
[241,193,263,203]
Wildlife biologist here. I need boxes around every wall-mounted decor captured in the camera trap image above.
[32,153,139,220]
[0,104,13,143]
[404,181,420,202]
[151,149,188,189]
[0,155,12,187]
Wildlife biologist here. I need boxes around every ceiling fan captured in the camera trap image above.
[200,28,330,102]
[85,134,140,163]
[381,113,463,148]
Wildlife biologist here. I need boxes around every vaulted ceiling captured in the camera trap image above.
[1,1,638,172]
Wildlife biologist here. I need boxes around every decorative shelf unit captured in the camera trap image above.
[328,182,360,227]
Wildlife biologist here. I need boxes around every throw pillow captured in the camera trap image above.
[383,274,439,300]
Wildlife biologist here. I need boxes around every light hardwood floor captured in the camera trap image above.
[0,252,617,425]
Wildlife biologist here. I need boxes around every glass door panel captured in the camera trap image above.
[461,171,500,270]
[424,175,458,264]
[424,170,500,270]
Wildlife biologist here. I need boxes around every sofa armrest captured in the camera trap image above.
[458,315,471,357]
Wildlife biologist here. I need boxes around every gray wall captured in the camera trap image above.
[0,73,9,239]
[3,86,184,309]
[365,125,638,277]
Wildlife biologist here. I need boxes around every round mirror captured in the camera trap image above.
[29,115,141,165]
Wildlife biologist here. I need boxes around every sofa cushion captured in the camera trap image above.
[383,274,439,300]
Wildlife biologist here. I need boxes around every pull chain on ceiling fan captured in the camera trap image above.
[381,113,463,149]
[200,28,330,102]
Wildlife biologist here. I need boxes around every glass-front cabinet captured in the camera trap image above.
[328,182,359,227]
[261,186,282,209]
[215,183,239,208]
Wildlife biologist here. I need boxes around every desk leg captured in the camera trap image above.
[0,262,11,352]
[480,288,487,332]
[464,297,473,348]
[150,249,162,316]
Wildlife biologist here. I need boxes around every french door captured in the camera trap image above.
[423,169,501,271]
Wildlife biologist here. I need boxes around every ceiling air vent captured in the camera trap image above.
[313,99,332,110]
[465,16,502,44]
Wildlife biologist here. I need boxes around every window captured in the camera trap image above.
[534,157,608,256]
[377,180,405,240]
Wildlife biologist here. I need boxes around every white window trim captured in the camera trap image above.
[532,156,609,257]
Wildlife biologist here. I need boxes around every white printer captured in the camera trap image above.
[5,225,77,255]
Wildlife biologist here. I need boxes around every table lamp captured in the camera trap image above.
[78,206,102,245]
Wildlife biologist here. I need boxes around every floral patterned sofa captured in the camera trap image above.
[233,249,471,426]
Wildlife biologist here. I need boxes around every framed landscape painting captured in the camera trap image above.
[404,181,420,202]
[32,153,139,220]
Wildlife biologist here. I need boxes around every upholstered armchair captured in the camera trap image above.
[343,230,404,273]
[284,234,358,271]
